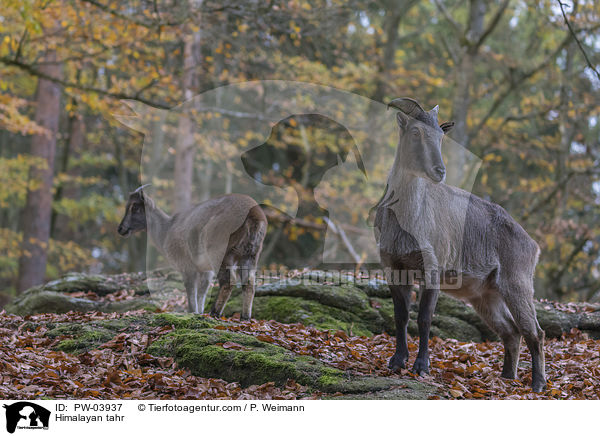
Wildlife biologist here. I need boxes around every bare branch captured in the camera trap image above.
[473,0,510,50]
[438,31,460,65]
[323,217,362,264]
[0,55,171,109]
[14,29,29,62]
[557,0,600,81]
[433,0,465,41]
[263,208,369,236]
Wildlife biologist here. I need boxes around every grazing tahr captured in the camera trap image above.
[118,185,267,319]
[374,98,546,392]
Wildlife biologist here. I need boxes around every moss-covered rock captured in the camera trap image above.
[256,281,369,309]
[5,271,158,316]
[145,314,430,395]
[327,379,437,400]
[45,316,144,354]
[203,279,388,337]
[218,295,379,337]
[5,289,158,316]
[41,273,145,296]
[9,270,600,342]
[150,312,222,330]
[16,311,436,398]
[430,314,483,342]
[147,327,329,388]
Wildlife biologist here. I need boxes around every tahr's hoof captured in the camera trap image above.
[531,379,546,393]
[412,357,430,375]
[501,370,517,380]
[388,353,408,372]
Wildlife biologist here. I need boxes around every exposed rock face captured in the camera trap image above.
[6,270,600,341]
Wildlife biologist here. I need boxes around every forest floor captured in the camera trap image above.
[1,306,599,400]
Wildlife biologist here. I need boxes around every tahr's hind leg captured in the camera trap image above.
[238,255,258,320]
[501,285,546,392]
[471,289,522,379]
[195,271,214,315]
[210,255,235,318]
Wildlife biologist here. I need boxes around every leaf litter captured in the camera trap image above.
[1,309,599,400]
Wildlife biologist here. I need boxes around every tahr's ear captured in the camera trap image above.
[396,111,410,130]
[440,121,455,134]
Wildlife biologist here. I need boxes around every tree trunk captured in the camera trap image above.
[446,0,486,184]
[17,50,63,292]
[174,5,202,212]
[371,0,418,103]
[451,0,485,142]
[51,106,84,239]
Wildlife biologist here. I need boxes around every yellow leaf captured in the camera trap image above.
[449,389,462,398]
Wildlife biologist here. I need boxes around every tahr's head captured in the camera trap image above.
[117,184,151,237]
[388,97,454,183]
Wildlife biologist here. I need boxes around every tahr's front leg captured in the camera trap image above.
[412,287,439,374]
[388,284,412,371]
[183,272,199,313]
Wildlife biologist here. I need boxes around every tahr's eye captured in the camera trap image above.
[132,205,139,212]
[412,129,420,137]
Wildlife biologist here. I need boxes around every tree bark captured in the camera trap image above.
[448,0,485,150]
[174,3,202,212]
[371,0,418,103]
[51,105,84,239]
[17,50,63,292]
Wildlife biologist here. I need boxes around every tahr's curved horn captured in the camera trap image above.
[132,184,152,194]
[387,97,425,118]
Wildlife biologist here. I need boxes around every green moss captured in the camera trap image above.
[47,314,152,354]
[53,328,114,354]
[220,296,379,337]
[95,317,144,331]
[317,367,344,387]
[150,313,221,330]
[148,328,320,387]
[55,339,82,354]
[258,283,369,310]
[145,326,407,394]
